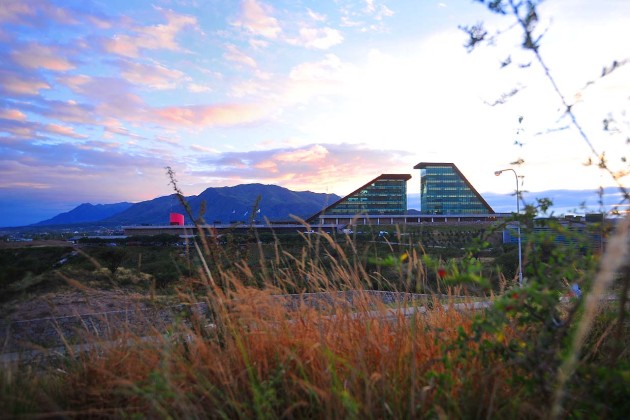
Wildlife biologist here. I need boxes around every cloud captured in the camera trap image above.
[10,43,75,71]
[0,0,36,25]
[289,54,348,82]
[103,8,199,57]
[229,79,270,98]
[275,145,329,162]
[102,119,146,140]
[194,143,409,193]
[0,69,50,95]
[0,114,88,141]
[0,108,27,121]
[0,141,179,226]
[187,83,213,93]
[0,121,36,138]
[44,123,87,139]
[38,99,97,125]
[118,60,186,89]
[190,144,220,153]
[290,27,343,50]
[0,0,78,26]
[56,75,148,121]
[154,102,271,127]
[223,44,257,68]
[234,0,282,39]
[339,0,394,31]
[283,54,355,103]
[307,9,327,22]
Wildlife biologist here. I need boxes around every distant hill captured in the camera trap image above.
[28,184,340,227]
[31,202,133,226]
[105,184,340,225]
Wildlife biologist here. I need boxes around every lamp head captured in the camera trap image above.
[494,170,503,176]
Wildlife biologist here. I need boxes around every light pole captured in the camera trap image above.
[495,168,523,286]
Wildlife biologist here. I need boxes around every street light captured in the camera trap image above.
[495,168,523,286]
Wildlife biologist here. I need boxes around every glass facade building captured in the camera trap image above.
[316,174,411,217]
[414,162,494,215]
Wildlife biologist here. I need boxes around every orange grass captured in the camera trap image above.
[21,284,523,419]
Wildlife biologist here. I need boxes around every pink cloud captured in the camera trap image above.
[0,109,27,121]
[41,100,97,125]
[190,144,219,153]
[44,123,87,139]
[275,145,328,162]
[11,43,75,71]
[0,70,50,95]
[95,93,147,121]
[103,8,199,58]
[194,143,409,194]
[253,160,278,172]
[235,0,282,39]
[0,0,34,25]
[0,0,76,25]
[102,119,146,140]
[0,181,51,189]
[155,102,270,127]
[3,125,35,137]
[103,35,141,57]
[118,60,186,89]
[223,44,257,68]
[56,75,149,122]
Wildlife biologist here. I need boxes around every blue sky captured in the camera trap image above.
[1,0,629,227]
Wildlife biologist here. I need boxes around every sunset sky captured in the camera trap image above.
[1,0,629,227]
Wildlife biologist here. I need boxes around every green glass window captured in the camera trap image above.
[418,164,493,214]
[321,175,410,216]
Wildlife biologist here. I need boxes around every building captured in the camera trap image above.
[124,164,505,235]
[307,174,411,224]
[414,162,495,215]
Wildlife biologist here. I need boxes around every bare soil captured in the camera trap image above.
[2,288,155,322]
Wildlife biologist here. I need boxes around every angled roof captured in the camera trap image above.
[306,174,411,222]
[413,162,495,214]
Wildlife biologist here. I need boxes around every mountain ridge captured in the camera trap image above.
[31,184,340,227]
[31,202,134,226]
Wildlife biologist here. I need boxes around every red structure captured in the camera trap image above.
[169,212,185,226]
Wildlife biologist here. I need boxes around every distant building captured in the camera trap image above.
[169,212,185,226]
[126,164,505,235]
[307,174,411,223]
[414,162,495,215]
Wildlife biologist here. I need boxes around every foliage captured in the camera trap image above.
[1,207,628,418]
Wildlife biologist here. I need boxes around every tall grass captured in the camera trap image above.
[1,211,629,418]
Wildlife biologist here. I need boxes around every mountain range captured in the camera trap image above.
[31,184,340,227]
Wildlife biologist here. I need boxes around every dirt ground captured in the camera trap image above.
[2,288,156,322]
[1,240,163,322]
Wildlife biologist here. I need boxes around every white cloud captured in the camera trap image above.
[234,0,282,39]
[223,44,257,68]
[118,60,186,89]
[290,27,343,50]
[187,83,213,93]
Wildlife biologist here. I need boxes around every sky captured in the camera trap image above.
[1,0,629,227]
